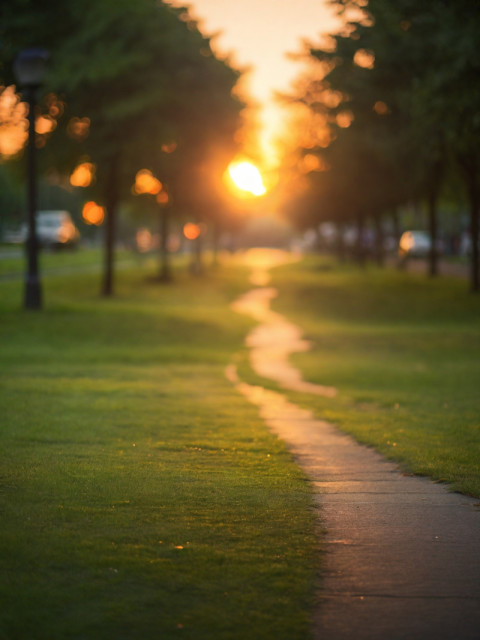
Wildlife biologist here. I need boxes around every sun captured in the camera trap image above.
[227,161,267,197]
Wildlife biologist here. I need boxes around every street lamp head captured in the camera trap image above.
[13,48,49,88]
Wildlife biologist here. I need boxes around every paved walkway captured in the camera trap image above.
[228,249,480,640]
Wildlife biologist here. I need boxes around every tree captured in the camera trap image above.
[282,36,411,265]
[309,0,480,286]
[1,0,244,295]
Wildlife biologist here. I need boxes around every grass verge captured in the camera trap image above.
[0,256,318,640]
[258,255,480,498]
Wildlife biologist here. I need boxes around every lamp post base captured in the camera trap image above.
[24,277,42,309]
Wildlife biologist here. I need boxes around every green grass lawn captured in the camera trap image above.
[3,247,479,639]
[0,245,136,279]
[0,254,318,640]
[260,255,480,498]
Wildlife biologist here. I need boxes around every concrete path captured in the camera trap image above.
[228,249,480,640]
[232,287,336,398]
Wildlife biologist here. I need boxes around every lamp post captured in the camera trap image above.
[13,48,49,309]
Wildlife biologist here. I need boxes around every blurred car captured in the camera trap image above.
[20,210,80,249]
[398,230,432,258]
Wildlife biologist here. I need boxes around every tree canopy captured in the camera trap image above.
[1,0,245,293]
[284,0,480,287]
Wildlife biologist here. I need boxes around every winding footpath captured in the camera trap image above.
[227,249,480,640]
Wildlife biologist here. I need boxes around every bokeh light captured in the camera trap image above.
[67,117,90,141]
[161,142,177,153]
[70,162,95,187]
[183,223,201,240]
[134,169,162,195]
[136,228,153,252]
[336,111,354,128]
[374,101,390,115]
[353,49,375,69]
[82,201,105,226]
[156,190,169,205]
[0,85,28,158]
[35,115,56,135]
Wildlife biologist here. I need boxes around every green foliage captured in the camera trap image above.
[39,0,243,194]
[1,0,245,293]
[287,0,480,280]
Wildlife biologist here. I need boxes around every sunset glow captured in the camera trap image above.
[170,0,340,166]
[227,161,266,197]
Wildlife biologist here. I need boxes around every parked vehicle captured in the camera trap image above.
[398,230,432,258]
[20,210,80,249]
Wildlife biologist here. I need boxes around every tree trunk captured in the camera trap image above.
[211,220,220,267]
[335,221,346,262]
[355,210,366,267]
[101,162,119,297]
[190,233,204,275]
[427,187,439,277]
[465,170,480,293]
[373,213,385,267]
[392,207,405,270]
[459,154,480,293]
[391,207,401,244]
[426,162,443,278]
[158,207,172,283]
[470,199,479,293]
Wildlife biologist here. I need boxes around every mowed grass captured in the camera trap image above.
[0,245,139,280]
[263,255,480,498]
[0,245,104,277]
[0,255,318,640]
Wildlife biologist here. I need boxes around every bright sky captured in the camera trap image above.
[174,0,340,165]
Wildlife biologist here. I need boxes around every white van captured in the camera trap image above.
[21,210,80,249]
